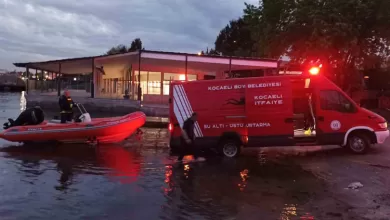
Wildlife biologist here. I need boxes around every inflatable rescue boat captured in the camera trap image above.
[0,104,146,144]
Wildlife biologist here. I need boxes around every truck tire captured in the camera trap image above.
[219,138,241,158]
[347,132,370,154]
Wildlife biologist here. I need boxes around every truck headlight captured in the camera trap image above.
[379,122,388,129]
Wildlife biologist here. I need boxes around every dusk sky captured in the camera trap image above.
[0,0,257,70]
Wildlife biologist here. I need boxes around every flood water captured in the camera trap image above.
[0,92,321,220]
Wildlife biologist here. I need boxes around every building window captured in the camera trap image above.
[147,72,161,95]
[163,73,197,95]
[139,71,148,96]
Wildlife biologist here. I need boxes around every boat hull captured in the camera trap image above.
[0,112,146,144]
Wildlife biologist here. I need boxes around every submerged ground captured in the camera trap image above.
[1,92,390,220]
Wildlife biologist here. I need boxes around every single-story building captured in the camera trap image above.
[15,50,278,102]
[14,50,279,116]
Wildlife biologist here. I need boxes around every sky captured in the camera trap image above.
[0,0,258,71]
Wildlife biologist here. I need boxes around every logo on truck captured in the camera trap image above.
[225,97,245,106]
[330,120,341,131]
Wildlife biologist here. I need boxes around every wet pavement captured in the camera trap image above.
[1,92,390,219]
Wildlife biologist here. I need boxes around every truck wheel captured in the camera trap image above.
[219,139,241,158]
[347,133,370,154]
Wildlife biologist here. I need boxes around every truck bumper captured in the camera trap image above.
[375,130,389,144]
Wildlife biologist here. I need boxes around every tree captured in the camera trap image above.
[128,38,143,52]
[243,0,295,59]
[105,38,145,55]
[213,18,254,57]
[239,0,390,90]
[106,44,128,55]
[200,47,220,55]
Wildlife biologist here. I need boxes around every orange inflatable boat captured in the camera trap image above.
[0,108,146,144]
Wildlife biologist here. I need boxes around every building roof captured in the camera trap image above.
[14,50,279,75]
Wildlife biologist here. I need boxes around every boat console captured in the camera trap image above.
[50,103,92,124]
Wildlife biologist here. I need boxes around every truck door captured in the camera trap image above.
[314,89,357,145]
[245,80,295,147]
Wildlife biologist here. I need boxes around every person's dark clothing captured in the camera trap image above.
[183,118,195,141]
[59,95,75,123]
[177,118,200,161]
[15,107,44,126]
[4,107,45,129]
[59,95,74,112]
[177,140,200,161]
[60,112,73,123]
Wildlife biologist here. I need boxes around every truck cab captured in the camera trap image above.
[168,66,389,157]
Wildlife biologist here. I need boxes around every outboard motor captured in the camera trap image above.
[3,106,45,129]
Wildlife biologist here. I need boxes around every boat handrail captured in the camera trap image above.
[76,103,88,114]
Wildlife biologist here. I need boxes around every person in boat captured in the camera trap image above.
[177,113,205,162]
[59,90,75,123]
[3,106,45,129]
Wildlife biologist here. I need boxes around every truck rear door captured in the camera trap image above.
[245,79,295,147]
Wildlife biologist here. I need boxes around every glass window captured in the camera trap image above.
[319,90,355,113]
[147,72,162,95]
[163,73,197,95]
[139,71,148,95]
[188,74,197,81]
[163,73,175,95]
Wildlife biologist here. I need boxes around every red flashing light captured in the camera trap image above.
[168,123,173,132]
[309,67,320,75]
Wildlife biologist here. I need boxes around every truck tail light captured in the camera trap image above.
[378,122,387,129]
[168,123,173,132]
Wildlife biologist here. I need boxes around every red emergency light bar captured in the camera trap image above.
[309,67,320,75]
[307,64,323,75]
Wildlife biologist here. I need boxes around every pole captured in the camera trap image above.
[26,67,29,94]
[41,70,44,92]
[91,58,95,98]
[185,55,188,81]
[57,63,61,96]
[137,50,142,101]
[35,69,37,90]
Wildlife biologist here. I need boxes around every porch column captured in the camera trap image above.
[57,63,62,96]
[137,50,142,101]
[51,72,54,91]
[185,55,188,81]
[132,70,135,100]
[161,72,164,95]
[91,58,95,98]
[41,70,44,92]
[128,64,132,94]
[26,67,29,94]
[35,69,38,90]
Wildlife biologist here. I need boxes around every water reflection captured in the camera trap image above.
[96,145,142,184]
[163,165,174,195]
[238,169,249,191]
[158,155,319,220]
[0,130,319,219]
[280,204,298,220]
[20,91,26,112]
[1,144,143,190]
